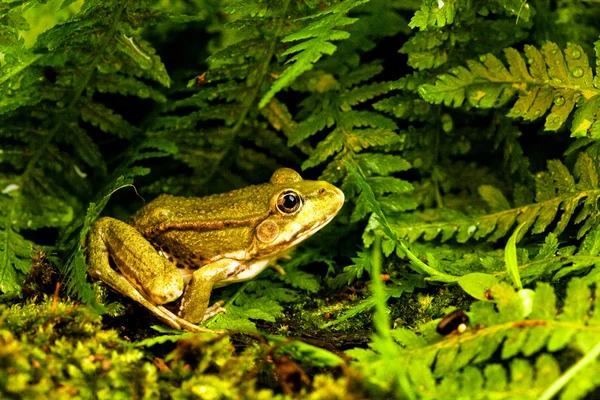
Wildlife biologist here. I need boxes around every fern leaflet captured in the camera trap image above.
[259,0,369,107]
[364,153,600,246]
[419,41,600,138]
[349,278,600,399]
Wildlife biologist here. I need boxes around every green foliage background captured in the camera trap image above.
[2,0,600,398]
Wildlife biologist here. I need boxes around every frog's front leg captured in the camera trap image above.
[177,259,236,323]
[87,217,212,332]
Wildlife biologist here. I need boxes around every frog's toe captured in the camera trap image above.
[157,305,221,333]
[201,300,227,322]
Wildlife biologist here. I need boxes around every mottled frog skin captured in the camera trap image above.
[86,168,344,331]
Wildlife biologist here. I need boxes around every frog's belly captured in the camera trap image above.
[178,258,272,287]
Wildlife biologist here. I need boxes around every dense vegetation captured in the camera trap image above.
[2,0,600,398]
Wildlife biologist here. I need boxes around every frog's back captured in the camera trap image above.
[130,183,274,235]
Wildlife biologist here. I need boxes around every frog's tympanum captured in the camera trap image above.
[86,168,344,331]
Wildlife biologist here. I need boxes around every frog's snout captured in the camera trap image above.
[332,186,345,212]
[318,183,345,214]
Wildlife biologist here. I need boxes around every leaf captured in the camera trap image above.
[356,153,411,176]
[115,34,170,88]
[419,42,600,137]
[259,0,369,107]
[458,273,499,300]
[369,153,600,244]
[534,233,559,261]
[479,185,511,212]
[409,0,457,31]
[0,194,33,292]
[269,337,344,367]
[505,223,526,290]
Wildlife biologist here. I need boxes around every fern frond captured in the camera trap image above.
[286,67,416,220]
[0,0,186,292]
[0,192,34,292]
[350,278,600,399]
[417,280,598,370]
[259,0,369,107]
[366,153,600,245]
[419,42,600,137]
[408,0,457,31]
[408,355,562,399]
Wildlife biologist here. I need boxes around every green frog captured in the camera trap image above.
[86,168,344,332]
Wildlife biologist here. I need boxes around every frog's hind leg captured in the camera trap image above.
[87,217,214,332]
[89,257,189,330]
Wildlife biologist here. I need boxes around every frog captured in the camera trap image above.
[86,168,344,332]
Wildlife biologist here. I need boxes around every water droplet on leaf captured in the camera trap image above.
[570,48,582,59]
[572,67,584,78]
[553,96,565,106]
[534,110,541,117]
[479,55,487,62]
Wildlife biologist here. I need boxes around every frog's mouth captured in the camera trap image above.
[289,212,338,247]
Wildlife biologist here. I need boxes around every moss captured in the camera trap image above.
[0,297,371,399]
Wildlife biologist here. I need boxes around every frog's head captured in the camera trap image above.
[253,168,344,256]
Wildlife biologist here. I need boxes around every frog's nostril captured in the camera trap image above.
[318,188,326,196]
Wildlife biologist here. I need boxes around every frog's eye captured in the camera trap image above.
[277,190,302,214]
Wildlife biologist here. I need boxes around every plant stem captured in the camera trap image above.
[539,339,600,400]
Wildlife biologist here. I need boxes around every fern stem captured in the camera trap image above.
[201,0,292,185]
[345,161,456,282]
[400,319,600,362]
[539,338,600,400]
[22,1,129,181]
[491,255,600,278]
[0,54,42,85]
[371,235,391,339]
[395,239,458,282]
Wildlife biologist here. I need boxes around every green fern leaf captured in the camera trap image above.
[259,0,369,107]
[94,74,166,103]
[419,42,600,138]
[366,154,600,245]
[302,130,344,170]
[399,30,449,70]
[408,0,457,31]
[375,278,600,395]
[339,81,391,110]
[115,34,170,87]
[80,99,138,138]
[0,194,33,292]
[479,185,512,212]
[288,111,334,146]
[357,153,411,175]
